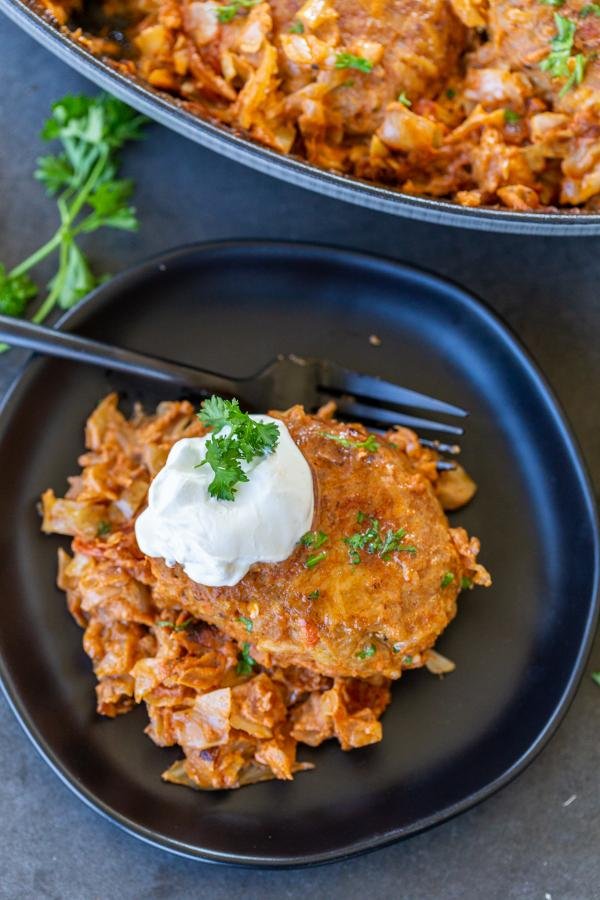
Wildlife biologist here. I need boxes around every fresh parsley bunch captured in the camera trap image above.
[197,396,280,501]
[0,93,147,341]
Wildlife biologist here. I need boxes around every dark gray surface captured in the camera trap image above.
[0,16,599,900]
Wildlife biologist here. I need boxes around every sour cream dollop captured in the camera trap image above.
[135,415,314,587]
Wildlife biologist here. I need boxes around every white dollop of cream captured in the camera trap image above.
[135,415,314,587]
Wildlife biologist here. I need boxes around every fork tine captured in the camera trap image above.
[333,397,465,435]
[320,364,468,418]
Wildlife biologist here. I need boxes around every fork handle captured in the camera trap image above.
[0,315,237,396]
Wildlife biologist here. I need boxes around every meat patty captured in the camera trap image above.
[150,405,488,679]
[272,0,467,136]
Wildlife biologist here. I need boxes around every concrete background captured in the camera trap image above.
[0,16,599,900]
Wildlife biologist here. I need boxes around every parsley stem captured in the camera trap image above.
[65,149,108,223]
[32,239,68,324]
[8,231,63,278]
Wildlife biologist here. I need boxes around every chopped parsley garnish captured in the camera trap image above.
[307,589,320,600]
[504,108,521,123]
[217,0,261,22]
[300,530,328,550]
[392,645,413,664]
[305,551,327,568]
[461,576,473,590]
[540,14,588,95]
[344,516,415,564]
[96,519,111,537]
[238,615,253,632]
[322,432,379,452]
[289,19,304,32]
[441,571,455,588]
[581,3,600,14]
[561,53,588,95]
[157,619,194,632]
[592,671,600,686]
[196,396,279,501]
[539,0,565,6]
[446,87,456,99]
[340,79,355,88]
[334,53,374,73]
[356,643,376,659]
[236,641,256,676]
[397,92,412,107]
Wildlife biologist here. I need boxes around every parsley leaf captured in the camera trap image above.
[540,14,588,95]
[504,109,521,123]
[441,571,455,588]
[300,530,328,550]
[197,397,280,500]
[0,265,38,317]
[322,432,379,452]
[96,519,112,537]
[157,619,194,631]
[335,53,374,73]
[560,53,588,95]
[461,576,473,590]
[289,19,304,32]
[580,3,600,14]
[539,0,565,6]
[307,589,320,600]
[236,641,256,676]
[397,92,412,107]
[356,643,376,659]
[238,615,253,632]
[217,0,261,22]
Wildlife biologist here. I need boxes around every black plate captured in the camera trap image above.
[0,241,598,866]
[3,0,600,235]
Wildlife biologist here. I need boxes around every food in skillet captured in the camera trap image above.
[41,394,490,790]
[37,0,600,211]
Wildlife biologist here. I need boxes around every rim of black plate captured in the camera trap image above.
[0,241,598,866]
[3,0,600,236]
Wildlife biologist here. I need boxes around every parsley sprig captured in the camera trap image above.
[0,94,147,346]
[540,14,588,96]
[197,396,280,501]
[335,53,374,73]
[344,512,416,564]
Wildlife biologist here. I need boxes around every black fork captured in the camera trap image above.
[0,316,467,438]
